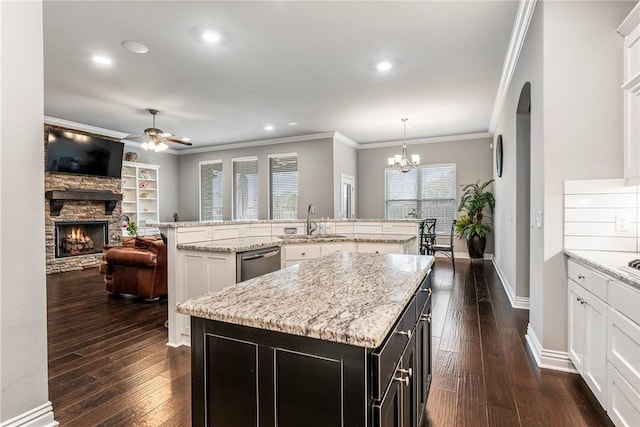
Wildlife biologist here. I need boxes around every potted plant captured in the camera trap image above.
[455,179,495,258]
[126,219,138,236]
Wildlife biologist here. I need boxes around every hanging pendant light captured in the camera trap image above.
[387,118,419,173]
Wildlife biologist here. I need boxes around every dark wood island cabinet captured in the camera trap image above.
[178,251,434,427]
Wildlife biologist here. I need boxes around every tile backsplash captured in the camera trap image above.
[564,179,639,252]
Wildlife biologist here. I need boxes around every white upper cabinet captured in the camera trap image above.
[619,3,640,181]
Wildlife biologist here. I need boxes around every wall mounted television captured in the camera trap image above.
[46,129,124,179]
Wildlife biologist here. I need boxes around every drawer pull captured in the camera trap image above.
[393,375,409,386]
[420,313,432,323]
[301,252,306,256]
[577,274,585,279]
[397,329,412,339]
[399,368,413,378]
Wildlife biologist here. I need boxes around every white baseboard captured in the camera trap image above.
[525,323,577,373]
[1,402,58,427]
[492,260,530,310]
[433,251,493,260]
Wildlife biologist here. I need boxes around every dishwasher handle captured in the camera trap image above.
[241,248,281,261]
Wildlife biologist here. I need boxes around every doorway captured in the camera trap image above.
[516,82,531,303]
[340,174,355,219]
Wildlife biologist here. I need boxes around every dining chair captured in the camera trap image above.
[430,219,456,273]
[418,218,437,255]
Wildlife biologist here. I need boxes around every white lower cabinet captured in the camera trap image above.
[567,279,608,406]
[608,363,640,427]
[567,257,640,426]
[283,244,322,267]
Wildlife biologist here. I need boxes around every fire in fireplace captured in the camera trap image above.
[55,221,108,258]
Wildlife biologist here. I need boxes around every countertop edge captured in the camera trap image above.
[564,249,640,291]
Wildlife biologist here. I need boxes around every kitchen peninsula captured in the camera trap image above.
[177,251,434,426]
[156,219,420,347]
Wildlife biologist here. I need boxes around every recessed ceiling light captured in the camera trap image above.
[287,122,299,126]
[201,30,222,43]
[121,40,148,54]
[264,125,275,131]
[92,54,112,66]
[376,60,393,72]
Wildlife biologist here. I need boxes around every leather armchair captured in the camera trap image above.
[100,235,167,301]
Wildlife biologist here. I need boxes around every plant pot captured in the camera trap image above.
[466,234,486,259]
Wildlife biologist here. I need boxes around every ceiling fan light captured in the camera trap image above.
[141,142,149,150]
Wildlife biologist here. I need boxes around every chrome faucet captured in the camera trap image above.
[306,203,317,235]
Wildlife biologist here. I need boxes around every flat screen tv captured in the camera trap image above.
[46,129,124,179]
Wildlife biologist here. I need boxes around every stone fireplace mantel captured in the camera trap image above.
[45,190,122,216]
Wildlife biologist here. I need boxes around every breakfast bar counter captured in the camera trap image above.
[178,251,434,426]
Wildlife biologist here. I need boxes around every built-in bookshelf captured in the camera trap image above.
[121,161,160,236]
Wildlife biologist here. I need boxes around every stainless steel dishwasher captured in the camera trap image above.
[236,246,281,282]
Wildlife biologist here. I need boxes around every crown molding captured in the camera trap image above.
[357,131,492,150]
[175,131,337,155]
[333,131,359,148]
[488,0,538,133]
[618,1,640,36]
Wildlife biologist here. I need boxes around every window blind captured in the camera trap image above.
[269,154,298,219]
[385,164,457,234]
[200,161,223,221]
[233,158,259,220]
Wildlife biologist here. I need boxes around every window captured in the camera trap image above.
[269,153,298,219]
[385,164,457,235]
[232,157,259,220]
[200,161,224,221]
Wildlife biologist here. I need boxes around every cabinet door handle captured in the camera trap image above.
[397,329,412,339]
[420,313,432,323]
[393,375,409,386]
[420,287,432,294]
[399,367,413,378]
[577,274,585,279]
[301,252,306,256]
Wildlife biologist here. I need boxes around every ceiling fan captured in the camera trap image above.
[124,109,193,152]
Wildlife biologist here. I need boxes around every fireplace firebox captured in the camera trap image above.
[55,221,108,258]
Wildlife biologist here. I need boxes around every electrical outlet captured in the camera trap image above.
[535,212,543,229]
[615,214,628,232]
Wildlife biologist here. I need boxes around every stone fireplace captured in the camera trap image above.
[45,124,123,274]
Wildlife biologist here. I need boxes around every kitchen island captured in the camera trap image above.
[177,251,434,427]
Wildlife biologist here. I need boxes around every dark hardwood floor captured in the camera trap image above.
[47,258,611,426]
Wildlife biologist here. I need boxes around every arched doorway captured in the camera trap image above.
[516,82,531,303]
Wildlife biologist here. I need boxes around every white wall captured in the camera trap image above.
[493,0,634,368]
[1,1,56,425]
[177,137,335,221]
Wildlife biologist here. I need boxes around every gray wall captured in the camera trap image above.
[123,147,180,222]
[333,139,357,218]
[357,137,494,253]
[177,137,335,221]
[493,1,633,356]
[1,0,54,424]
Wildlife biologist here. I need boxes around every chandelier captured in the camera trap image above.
[387,118,419,173]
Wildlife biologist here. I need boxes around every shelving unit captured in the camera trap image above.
[121,161,161,236]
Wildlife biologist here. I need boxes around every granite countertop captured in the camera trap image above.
[152,218,421,228]
[564,249,640,290]
[176,251,434,348]
[177,233,416,252]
